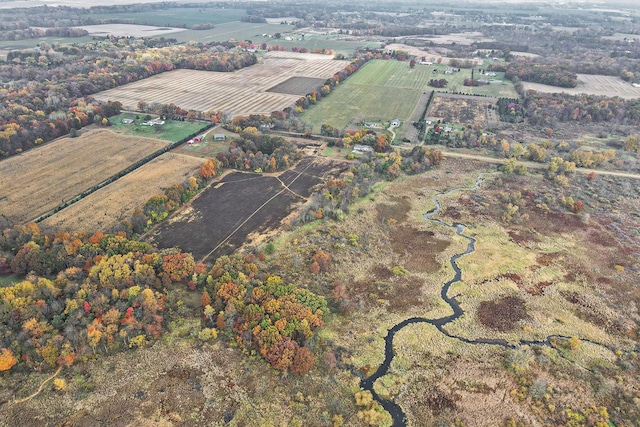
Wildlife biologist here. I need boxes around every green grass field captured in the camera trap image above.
[109,113,209,142]
[88,8,246,28]
[300,60,516,132]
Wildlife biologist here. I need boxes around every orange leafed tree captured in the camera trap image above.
[161,253,195,283]
[199,159,218,180]
[0,348,18,371]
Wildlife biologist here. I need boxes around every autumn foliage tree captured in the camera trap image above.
[0,348,17,371]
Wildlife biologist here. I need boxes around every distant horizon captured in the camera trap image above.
[1,0,639,10]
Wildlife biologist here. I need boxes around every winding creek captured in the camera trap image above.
[359,172,621,427]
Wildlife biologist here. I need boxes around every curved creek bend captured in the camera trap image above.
[359,172,619,427]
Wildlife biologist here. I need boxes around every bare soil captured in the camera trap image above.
[267,76,326,96]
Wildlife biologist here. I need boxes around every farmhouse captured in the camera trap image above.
[121,118,134,124]
[364,122,380,128]
[214,134,226,141]
[390,119,401,127]
[142,118,165,126]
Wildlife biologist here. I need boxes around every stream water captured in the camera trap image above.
[358,172,617,426]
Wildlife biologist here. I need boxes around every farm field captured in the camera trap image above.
[92,51,349,117]
[87,7,246,27]
[0,129,168,225]
[145,157,349,261]
[109,113,210,142]
[522,74,640,99]
[42,152,203,234]
[168,22,295,44]
[301,59,516,133]
[71,24,186,38]
[267,77,326,96]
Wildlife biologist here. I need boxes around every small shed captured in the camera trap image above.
[121,118,134,124]
[214,134,226,141]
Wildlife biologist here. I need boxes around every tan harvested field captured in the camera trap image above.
[422,32,495,45]
[71,24,187,38]
[42,153,202,233]
[93,52,350,116]
[384,42,482,66]
[523,73,640,99]
[0,129,168,225]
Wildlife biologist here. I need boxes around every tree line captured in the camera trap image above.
[0,39,256,159]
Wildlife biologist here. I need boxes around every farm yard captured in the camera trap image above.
[0,129,168,225]
[428,93,497,127]
[92,51,349,117]
[145,157,349,261]
[300,59,516,133]
[522,73,640,99]
[109,113,210,142]
[42,153,203,234]
[172,129,235,159]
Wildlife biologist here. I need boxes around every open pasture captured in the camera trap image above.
[0,129,168,225]
[522,74,640,99]
[145,157,349,261]
[93,51,349,117]
[42,153,203,233]
[301,59,516,132]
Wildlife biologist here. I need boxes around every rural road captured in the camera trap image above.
[435,149,640,180]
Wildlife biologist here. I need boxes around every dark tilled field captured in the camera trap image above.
[145,158,349,261]
[266,77,326,96]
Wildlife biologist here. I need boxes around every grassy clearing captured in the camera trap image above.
[458,223,537,282]
[301,60,516,132]
[109,113,209,142]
